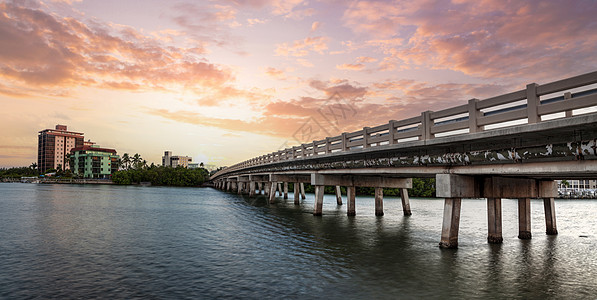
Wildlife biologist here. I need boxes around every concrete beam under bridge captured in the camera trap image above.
[310,174,412,188]
[436,174,558,249]
[270,174,310,183]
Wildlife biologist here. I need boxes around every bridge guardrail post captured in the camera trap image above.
[468,98,481,133]
[325,137,331,154]
[388,120,397,144]
[527,83,539,123]
[363,127,370,148]
[421,111,433,140]
[564,92,573,117]
[341,132,348,151]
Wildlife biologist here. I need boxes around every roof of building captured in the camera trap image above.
[71,145,117,154]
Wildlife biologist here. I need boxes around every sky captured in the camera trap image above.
[2,0,597,168]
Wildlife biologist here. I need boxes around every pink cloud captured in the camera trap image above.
[342,0,597,81]
[275,36,329,57]
[336,63,365,71]
[0,2,269,104]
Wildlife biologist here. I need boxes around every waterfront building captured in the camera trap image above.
[70,145,119,179]
[37,125,84,173]
[162,151,193,168]
[557,179,597,190]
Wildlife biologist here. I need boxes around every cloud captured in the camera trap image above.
[170,3,243,47]
[217,0,308,19]
[309,79,368,99]
[150,77,508,143]
[275,36,329,57]
[247,18,267,25]
[356,56,377,63]
[0,2,268,105]
[311,21,321,32]
[342,0,597,81]
[336,63,365,71]
[264,67,287,80]
[296,58,314,67]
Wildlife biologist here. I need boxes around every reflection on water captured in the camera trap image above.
[0,183,596,299]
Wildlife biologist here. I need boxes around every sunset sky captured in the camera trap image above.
[2,0,597,168]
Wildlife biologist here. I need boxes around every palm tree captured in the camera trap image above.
[121,153,130,170]
[30,162,37,170]
[200,162,204,168]
[142,159,148,169]
[132,153,141,169]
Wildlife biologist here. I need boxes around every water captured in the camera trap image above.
[1,183,596,299]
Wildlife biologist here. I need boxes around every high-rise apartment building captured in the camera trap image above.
[38,125,84,173]
[162,151,193,168]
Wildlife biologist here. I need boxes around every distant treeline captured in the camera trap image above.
[291,178,436,198]
[0,166,39,179]
[111,166,209,187]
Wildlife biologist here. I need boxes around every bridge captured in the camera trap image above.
[210,71,597,248]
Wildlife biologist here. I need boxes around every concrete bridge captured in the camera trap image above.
[211,71,597,248]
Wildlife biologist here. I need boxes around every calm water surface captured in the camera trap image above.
[1,183,596,299]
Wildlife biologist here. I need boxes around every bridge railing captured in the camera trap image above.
[212,71,597,179]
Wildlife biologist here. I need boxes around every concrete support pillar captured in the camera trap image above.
[259,182,263,195]
[374,187,384,216]
[249,181,255,197]
[313,185,324,216]
[300,183,306,200]
[439,197,461,249]
[237,182,243,195]
[265,182,270,196]
[487,197,503,243]
[543,197,558,235]
[335,186,342,205]
[293,182,300,205]
[399,188,412,216]
[277,183,283,196]
[518,198,532,239]
[347,186,356,216]
[269,182,276,204]
[283,182,288,199]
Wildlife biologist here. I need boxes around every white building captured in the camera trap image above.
[162,151,193,168]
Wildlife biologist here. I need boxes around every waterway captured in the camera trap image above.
[1,183,596,299]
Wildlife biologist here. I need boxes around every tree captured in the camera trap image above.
[121,153,130,170]
[132,153,141,169]
[561,180,570,187]
[200,162,204,168]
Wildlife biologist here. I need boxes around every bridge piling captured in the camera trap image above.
[269,182,276,204]
[375,187,384,216]
[277,183,283,196]
[265,182,270,196]
[294,182,300,204]
[487,197,503,243]
[259,182,263,195]
[543,198,558,235]
[313,185,324,216]
[518,198,532,239]
[440,197,462,249]
[284,183,288,199]
[249,181,255,197]
[399,188,412,216]
[300,183,306,200]
[347,186,356,216]
[335,186,342,205]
